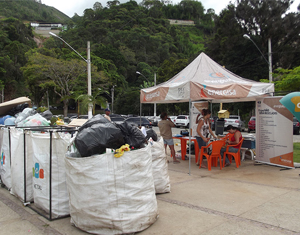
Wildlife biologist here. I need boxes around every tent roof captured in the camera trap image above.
[140,52,274,104]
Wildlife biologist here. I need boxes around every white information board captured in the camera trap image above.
[256,97,294,168]
[191,101,209,137]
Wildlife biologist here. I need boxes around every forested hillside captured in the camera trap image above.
[0,0,70,23]
[21,0,214,116]
[1,0,300,118]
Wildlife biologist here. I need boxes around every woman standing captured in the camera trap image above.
[195,109,217,168]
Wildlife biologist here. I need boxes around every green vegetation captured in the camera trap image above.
[293,143,300,163]
[0,0,299,119]
[0,0,70,23]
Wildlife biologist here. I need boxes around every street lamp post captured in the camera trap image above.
[243,34,272,83]
[111,85,116,113]
[154,72,156,117]
[136,71,150,83]
[49,32,93,119]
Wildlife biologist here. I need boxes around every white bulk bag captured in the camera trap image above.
[0,128,11,189]
[151,137,171,193]
[65,143,159,235]
[10,128,34,202]
[30,131,71,218]
[0,127,4,184]
[0,127,4,155]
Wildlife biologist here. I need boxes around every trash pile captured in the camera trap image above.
[0,103,170,234]
[0,103,67,127]
[65,115,170,234]
[74,115,150,157]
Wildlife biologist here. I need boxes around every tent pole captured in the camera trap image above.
[189,99,191,175]
[140,102,142,126]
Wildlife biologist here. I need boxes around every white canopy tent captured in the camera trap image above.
[140,52,274,173]
[140,52,273,104]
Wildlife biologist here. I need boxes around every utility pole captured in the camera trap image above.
[268,38,272,83]
[154,73,156,117]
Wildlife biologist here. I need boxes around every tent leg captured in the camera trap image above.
[140,103,142,126]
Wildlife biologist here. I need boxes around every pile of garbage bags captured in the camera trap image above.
[75,115,149,157]
[0,103,66,127]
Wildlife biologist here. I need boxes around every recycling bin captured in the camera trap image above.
[215,118,225,135]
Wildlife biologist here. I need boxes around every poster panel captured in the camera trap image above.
[256,97,294,168]
[191,101,209,136]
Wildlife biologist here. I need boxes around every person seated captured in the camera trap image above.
[220,125,243,167]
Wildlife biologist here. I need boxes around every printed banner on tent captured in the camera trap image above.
[191,101,209,136]
[256,97,294,168]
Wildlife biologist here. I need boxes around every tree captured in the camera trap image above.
[274,66,300,93]
[107,0,120,8]
[22,51,101,116]
[115,87,140,115]
[206,0,300,83]
[93,2,103,11]
[235,0,300,70]
[76,92,108,115]
[157,57,188,84]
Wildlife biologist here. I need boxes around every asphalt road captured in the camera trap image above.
[152,126,300,143]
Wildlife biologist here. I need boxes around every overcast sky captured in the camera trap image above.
[42,0,300,18]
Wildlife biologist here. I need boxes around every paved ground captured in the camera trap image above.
[0,130,300,235]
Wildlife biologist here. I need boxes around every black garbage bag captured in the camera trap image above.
[78,114,110,132]
[146,128,158,141]
[41,110,53,120]
[7,103,29,116]
[75,122,125,157]
[116,122,147,148]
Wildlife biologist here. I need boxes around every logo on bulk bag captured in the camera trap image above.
[1,152,5,166]
[33,163,44,179]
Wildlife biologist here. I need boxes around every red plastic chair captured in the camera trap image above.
[223,138,244,168]
[199,140,225,171]
[219,133,234,141]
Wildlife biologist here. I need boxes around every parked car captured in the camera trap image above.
[110,114,122,118]
[125,117,152,127]
[110,116,126,124]
[224,115,245,131]
[293,117,299,135]
[248,116,256,133]
[147,116,155,124]
[151,116,161,126]
[78,115,88,119]
[175,115,189,128]
[169,116,177,124]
